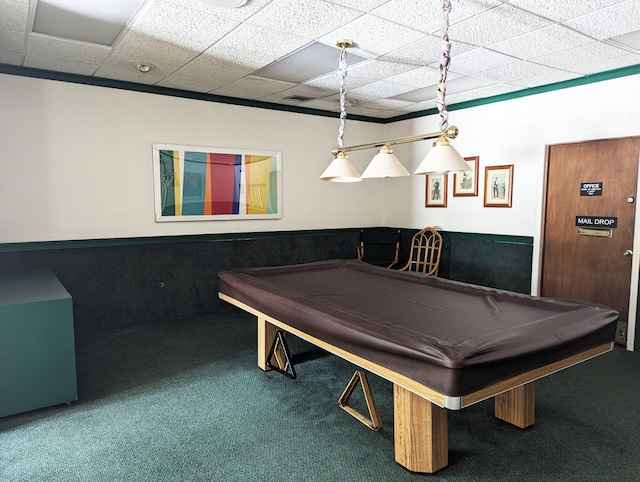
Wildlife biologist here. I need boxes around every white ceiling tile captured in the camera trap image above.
[395,100,438,112]
[115,31,202,65]
[489,24,593,60]
[449,4,552,46]
[24,54,98,76]
[218,76,294,95]
[479,60,565,83]
[161,0,273,21]
[317,15,425,57]
[93,64,167,84]
[328,0,389,12]
[348,60,419,81]
[358,97,414,109]
[204,24,310,70]
[564,1,640,40]
[0,49,24,65]
[0,0,28,30]
[350,79,417,98]
[511,69,582,88]
[385,66,444,88]
[508,0,626,23]
[3,0,638,119]
[342,105,387,117]
[297,98,340,111]
[171,54,254,84]
[371,0,450,34]
[380,37,476,65]
[118,1,239,53]
[208,86,263,100]
[451,83,524,103]
[532,41,632,72]
[245,0,364,38]
[447,48,519,76]
[27,33,112,63]
[156,77,223,93]
[304,71,374,92]
[0,27,25,53]
[101,49,184,75]
[579,52,640,75]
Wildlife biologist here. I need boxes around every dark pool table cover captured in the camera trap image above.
[218,259,618,396]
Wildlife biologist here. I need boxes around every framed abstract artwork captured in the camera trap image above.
[484,164,514,207]
[425,173,448,207]
[152,143,282,221]
[453,156,479,197]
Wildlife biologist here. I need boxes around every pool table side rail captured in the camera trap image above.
[219,292,612,410]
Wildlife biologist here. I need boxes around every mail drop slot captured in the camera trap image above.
[578,227,612,238]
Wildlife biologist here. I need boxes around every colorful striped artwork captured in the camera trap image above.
[153,144,281,221]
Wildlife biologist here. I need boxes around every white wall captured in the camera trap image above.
[381,74,640,237]
[0,73,387,243]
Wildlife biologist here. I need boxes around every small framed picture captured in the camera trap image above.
[425,173,448,207]
[484,165,514,207]
[453,156,479,197]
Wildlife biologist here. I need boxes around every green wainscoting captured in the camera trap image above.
[0,229,532,334]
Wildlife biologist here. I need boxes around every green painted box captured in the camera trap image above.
[0,270,78,417]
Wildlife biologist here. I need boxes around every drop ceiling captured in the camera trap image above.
[1,0,640,121]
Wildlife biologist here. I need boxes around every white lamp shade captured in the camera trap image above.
[361,146,410,178]
[320,153,362,182]
[414,137,469,174]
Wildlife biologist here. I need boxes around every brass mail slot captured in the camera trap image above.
[578,227,612,238]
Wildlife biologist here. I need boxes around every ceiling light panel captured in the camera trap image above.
[609,30,640,51]
[254,43,367,84]
[32,0,148,46]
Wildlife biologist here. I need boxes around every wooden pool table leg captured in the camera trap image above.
[394,384,448,473]
[257,316,280,371]
[494,381,536,429]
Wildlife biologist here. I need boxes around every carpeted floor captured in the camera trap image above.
[1,309,639,481]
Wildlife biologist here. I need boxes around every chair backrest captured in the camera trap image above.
[356,228,401,268]
[399,227,442,276]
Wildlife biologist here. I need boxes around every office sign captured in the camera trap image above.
[575,216,617,228]
[580,182,602,196]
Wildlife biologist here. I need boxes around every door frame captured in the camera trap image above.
[534,134,640,352]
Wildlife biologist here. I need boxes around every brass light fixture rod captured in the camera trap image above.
[331,125,459,157]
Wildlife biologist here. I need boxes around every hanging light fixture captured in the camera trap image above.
[320,0,467,182]
[414,0,468,174]
[320,40,362,182]
[361,145,410,178]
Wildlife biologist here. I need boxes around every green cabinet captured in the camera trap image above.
[0,270,77,417]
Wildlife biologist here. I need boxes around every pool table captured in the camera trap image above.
[218,259,618,473]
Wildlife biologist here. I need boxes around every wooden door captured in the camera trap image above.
[541,137,640,342]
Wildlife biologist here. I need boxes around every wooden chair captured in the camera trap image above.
[398,227,442,276]
[356,228,401,268]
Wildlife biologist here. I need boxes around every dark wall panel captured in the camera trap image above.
[0,229,533,334]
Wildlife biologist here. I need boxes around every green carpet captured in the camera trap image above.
[1,309,639,481]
